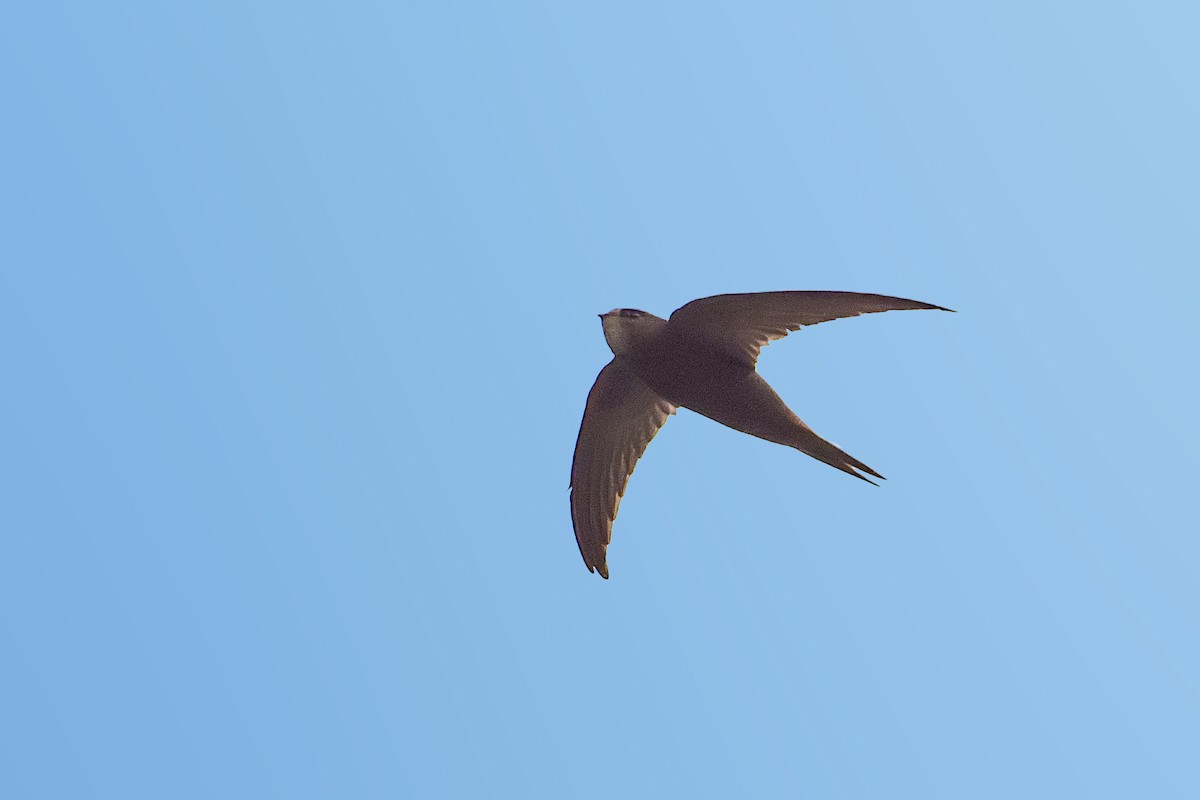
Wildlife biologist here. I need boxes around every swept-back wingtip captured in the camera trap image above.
[912,301,954,313]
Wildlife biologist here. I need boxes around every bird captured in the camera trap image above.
[570,290,951,578]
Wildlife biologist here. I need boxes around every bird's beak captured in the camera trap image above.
[598,313,608,319]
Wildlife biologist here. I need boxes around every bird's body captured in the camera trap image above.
[571,291,951,578]
[631,337,803,450]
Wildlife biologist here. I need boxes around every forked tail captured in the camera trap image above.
[789,421,884,485]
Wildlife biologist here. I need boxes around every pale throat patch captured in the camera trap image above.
[602,316,631,355]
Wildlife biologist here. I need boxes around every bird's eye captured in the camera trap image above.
[619,309,644,318]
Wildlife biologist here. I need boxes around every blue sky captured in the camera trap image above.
[3,2,1198,798]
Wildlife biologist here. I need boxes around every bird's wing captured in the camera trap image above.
[570,359,675,579]
[668,291,950,367]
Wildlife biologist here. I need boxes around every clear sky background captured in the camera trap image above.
[3,2,1198,798]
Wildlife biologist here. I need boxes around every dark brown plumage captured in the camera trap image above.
[570,291,951,578]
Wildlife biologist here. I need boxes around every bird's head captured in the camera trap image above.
[599,308,666,356]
